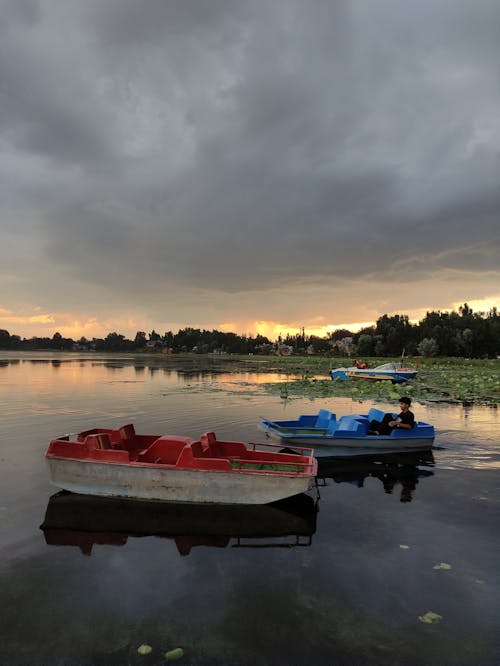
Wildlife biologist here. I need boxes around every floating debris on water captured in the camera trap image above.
[433,562,452,570]
[137,644,153,655]
[399,544,410,549]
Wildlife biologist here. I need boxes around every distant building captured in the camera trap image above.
[331,336,354,355]
[276,344,293,356]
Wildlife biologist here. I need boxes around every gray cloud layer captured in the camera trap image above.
[1,0,499,330]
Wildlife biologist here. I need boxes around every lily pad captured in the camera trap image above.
[165,647,184,661]
[418,611,443,624]
[137,644,153,655]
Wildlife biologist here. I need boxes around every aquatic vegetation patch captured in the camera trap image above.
[418,610,443,624]
[137,643,153,655]
[260,358,499,406]
[165,647,184,661]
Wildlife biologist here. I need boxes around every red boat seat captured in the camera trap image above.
[136,436,193,465]
[199,432,245,458]
[85,433,112,450]
[119,424,136,441]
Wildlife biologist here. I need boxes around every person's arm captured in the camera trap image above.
[389,412,414,429]
[388,415,400,428]
[397,412,415,429]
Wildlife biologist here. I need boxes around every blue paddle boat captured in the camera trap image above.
[259,408,435,457]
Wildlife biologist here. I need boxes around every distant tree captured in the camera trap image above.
[0,329,11,348]
[134,331,147,347]
[102,332,131,352]
[374,335,386,357]
[52,332,63,348]
[51,331,73,350]
[417,337,439,357]
[375,314,413,355]
[308,335,331,354]
[328,329,354,341]
[356,334,374,356]
[162,331,174,347]
[10,334,21,348]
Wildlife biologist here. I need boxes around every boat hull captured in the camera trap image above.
[330,364,417,383]
[347,370,417,382]
[264,431,434,457]
[46,457,315,505]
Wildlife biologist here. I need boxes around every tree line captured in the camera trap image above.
[0,304,498,357]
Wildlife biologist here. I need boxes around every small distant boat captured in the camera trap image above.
[40,491,318,556]
[259,408,435,456]
[330,362,418,383]
[45,424,317,505]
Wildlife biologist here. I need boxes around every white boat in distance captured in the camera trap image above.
[331,362,418,383]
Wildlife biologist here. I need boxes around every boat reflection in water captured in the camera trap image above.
[317,450,435,503]
[40,491,318,556]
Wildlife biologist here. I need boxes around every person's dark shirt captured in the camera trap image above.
[398,410,415,428]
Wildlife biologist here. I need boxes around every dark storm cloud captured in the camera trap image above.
[0,14,118,167]
[1,0,499,318]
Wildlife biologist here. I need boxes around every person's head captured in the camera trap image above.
[399,396,411,411]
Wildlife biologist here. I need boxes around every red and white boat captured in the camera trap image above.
[45,424,317,505]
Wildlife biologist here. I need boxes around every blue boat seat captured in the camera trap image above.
[367,407,394,423]
[413,422,434,436]
[315,409,335,429]
[334,416,366,437]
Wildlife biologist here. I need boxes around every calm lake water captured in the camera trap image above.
[0,352,498,666]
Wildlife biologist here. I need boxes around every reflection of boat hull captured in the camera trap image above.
[317,449,434,476]
[40,491,317,555]
[260,408,434,457]
[316,451,434,502]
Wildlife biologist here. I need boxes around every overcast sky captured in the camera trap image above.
[1,0,499,340]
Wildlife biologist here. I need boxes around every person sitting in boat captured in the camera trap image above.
[369,397,415,435]
[353,359,367,369]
